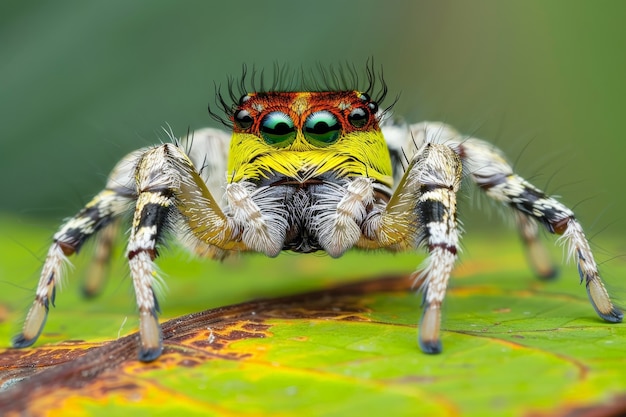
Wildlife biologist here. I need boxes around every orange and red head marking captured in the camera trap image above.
[226,91,393,186]
[232,91,380,147]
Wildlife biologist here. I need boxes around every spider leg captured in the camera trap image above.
[384,121,556,278]
[82,218,121,297]
[364,143,463,353]
[128,142,290,360]
[172,128,233,261]
[126,189,170,361]
[475,170,622,322]
[12,150,139,348]
[126,143,237,361]
[459,134,622,322]
[514,212,558,279]
[84,128,221,293]
[386,121,622,323]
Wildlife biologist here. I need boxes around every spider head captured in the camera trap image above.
[226,91,393,187]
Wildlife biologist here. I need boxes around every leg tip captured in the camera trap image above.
[11,334,37,349]
[12,301,48,349]
[526,240,559,281]
[419,338,443,354]
[419,302,443,354]
[537,266,559,281]
[138,309,163,362]
[80,286,101,299]
[598,307,623,323]
[586,280,623,323]
[138,346,163,362]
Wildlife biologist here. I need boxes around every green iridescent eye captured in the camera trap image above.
[260,112,296,146]
[304,111,341,146]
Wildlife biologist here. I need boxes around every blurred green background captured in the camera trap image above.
[2,4,625,412]
[1,0,625,239]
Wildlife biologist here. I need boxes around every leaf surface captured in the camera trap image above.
[0,216,625,417]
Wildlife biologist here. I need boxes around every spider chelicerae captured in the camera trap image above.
[13,66,622,362]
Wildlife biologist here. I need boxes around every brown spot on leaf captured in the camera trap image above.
[527,394,626,417]
[0,274,411,415]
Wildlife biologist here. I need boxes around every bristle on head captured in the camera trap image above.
[208,59,390,128]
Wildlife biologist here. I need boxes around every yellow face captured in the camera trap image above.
[227,91,393,187]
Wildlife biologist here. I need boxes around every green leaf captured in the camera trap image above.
[0,214,624,416]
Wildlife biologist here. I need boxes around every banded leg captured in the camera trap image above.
[12,185,135,348]
[127,189,172,361]
[384,121,557,278]
[460,136,622,322]
[128,143,286,360]
[126,145,203,361]
[385,121,622,323]
[364,143,463,353]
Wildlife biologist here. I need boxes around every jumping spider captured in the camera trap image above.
[13,67,622,362]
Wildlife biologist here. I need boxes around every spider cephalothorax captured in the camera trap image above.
[12,68,622,362]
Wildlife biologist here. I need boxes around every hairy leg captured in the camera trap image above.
[12,151,140,348]
[384,121,622,323]
[364,142,463,353]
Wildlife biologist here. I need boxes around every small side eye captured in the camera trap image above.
[234,109,253,130]
[358,92,378,114]
[239,94,252,105]
[260,112,296,146]
[348,107,369,128]
[304,111,341,146]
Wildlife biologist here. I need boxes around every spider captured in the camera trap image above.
[12,66,622,362]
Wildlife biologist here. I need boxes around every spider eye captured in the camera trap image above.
[304,111,341,146]
[348,107,369,128]
[358,92,378,114]
[260,112,296,146]
[239,94,251,105]
[234,109,253,130]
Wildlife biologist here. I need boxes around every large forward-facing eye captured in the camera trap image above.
[304,111,341,146]
[260,112,296,146]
